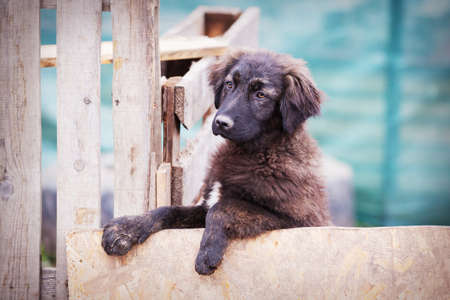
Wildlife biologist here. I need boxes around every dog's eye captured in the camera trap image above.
[225,81,233,89]
[256,91,265,99]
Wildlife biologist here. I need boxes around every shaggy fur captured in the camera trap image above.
[101,49,330,275]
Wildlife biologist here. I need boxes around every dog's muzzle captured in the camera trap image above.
[212,114,234,136]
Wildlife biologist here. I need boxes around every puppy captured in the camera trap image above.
[102,49,330,275]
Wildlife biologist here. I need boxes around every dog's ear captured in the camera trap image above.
[208,50,243,108]
[280,58,322,134]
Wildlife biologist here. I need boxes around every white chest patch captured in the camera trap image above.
[206,181,222,209]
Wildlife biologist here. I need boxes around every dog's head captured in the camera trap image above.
[209,49,322,142]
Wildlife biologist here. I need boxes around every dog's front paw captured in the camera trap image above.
[102,216,142,256]
[195,247,223,275]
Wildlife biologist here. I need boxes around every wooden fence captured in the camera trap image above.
[0,1,258,298]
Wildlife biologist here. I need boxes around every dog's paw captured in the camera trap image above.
[195,247,223,275]
[102,216,141,256]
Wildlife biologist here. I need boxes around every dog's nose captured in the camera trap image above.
[215,115,233,130]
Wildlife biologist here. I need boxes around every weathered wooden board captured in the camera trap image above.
[56,0,102,298]
[66,226,450,299]
[0,1,41,298]
[40,36,228,68]
[156,163,171,207]
[111,0,161,217]
[40,0,111,11]
[148,152,157,210]
[174,57,217,129]
[41,267,57,300]
[162,77,182,164]
[162,6,205,37]
[161,36,227,61]
[222,7,259,47]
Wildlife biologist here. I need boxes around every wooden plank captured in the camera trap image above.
[66,226,450,299]
[160,36,227,61]
[199,6,242,16]
[40,0,57,9]
[0,1,41,298]
[162,6,206,37]
[111,0,161,217]
[170,165,184,206]
[174,57,217,129]
[160,73,185,206]
[156,163,171,207]
[222,7,260,47]
[40,0,111,11]
[56,0,102,298]
[40,36,228,68]
[148,152,157,210]
[162,77,182,164]
[41,267,56,300]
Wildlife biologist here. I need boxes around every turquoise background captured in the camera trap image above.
[40,0,450,226]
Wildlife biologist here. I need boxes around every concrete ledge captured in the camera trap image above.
[66,226,450,299]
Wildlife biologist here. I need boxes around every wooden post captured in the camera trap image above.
[56,0,102,298]
[162,77,185,206]
[0,1,41,298]
[162,77,182,164]
[156,163,171,207]
[111,0,161,217]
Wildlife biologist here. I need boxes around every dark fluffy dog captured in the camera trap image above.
[102,49,330,275]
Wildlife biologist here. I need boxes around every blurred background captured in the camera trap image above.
[40,0,450,230]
